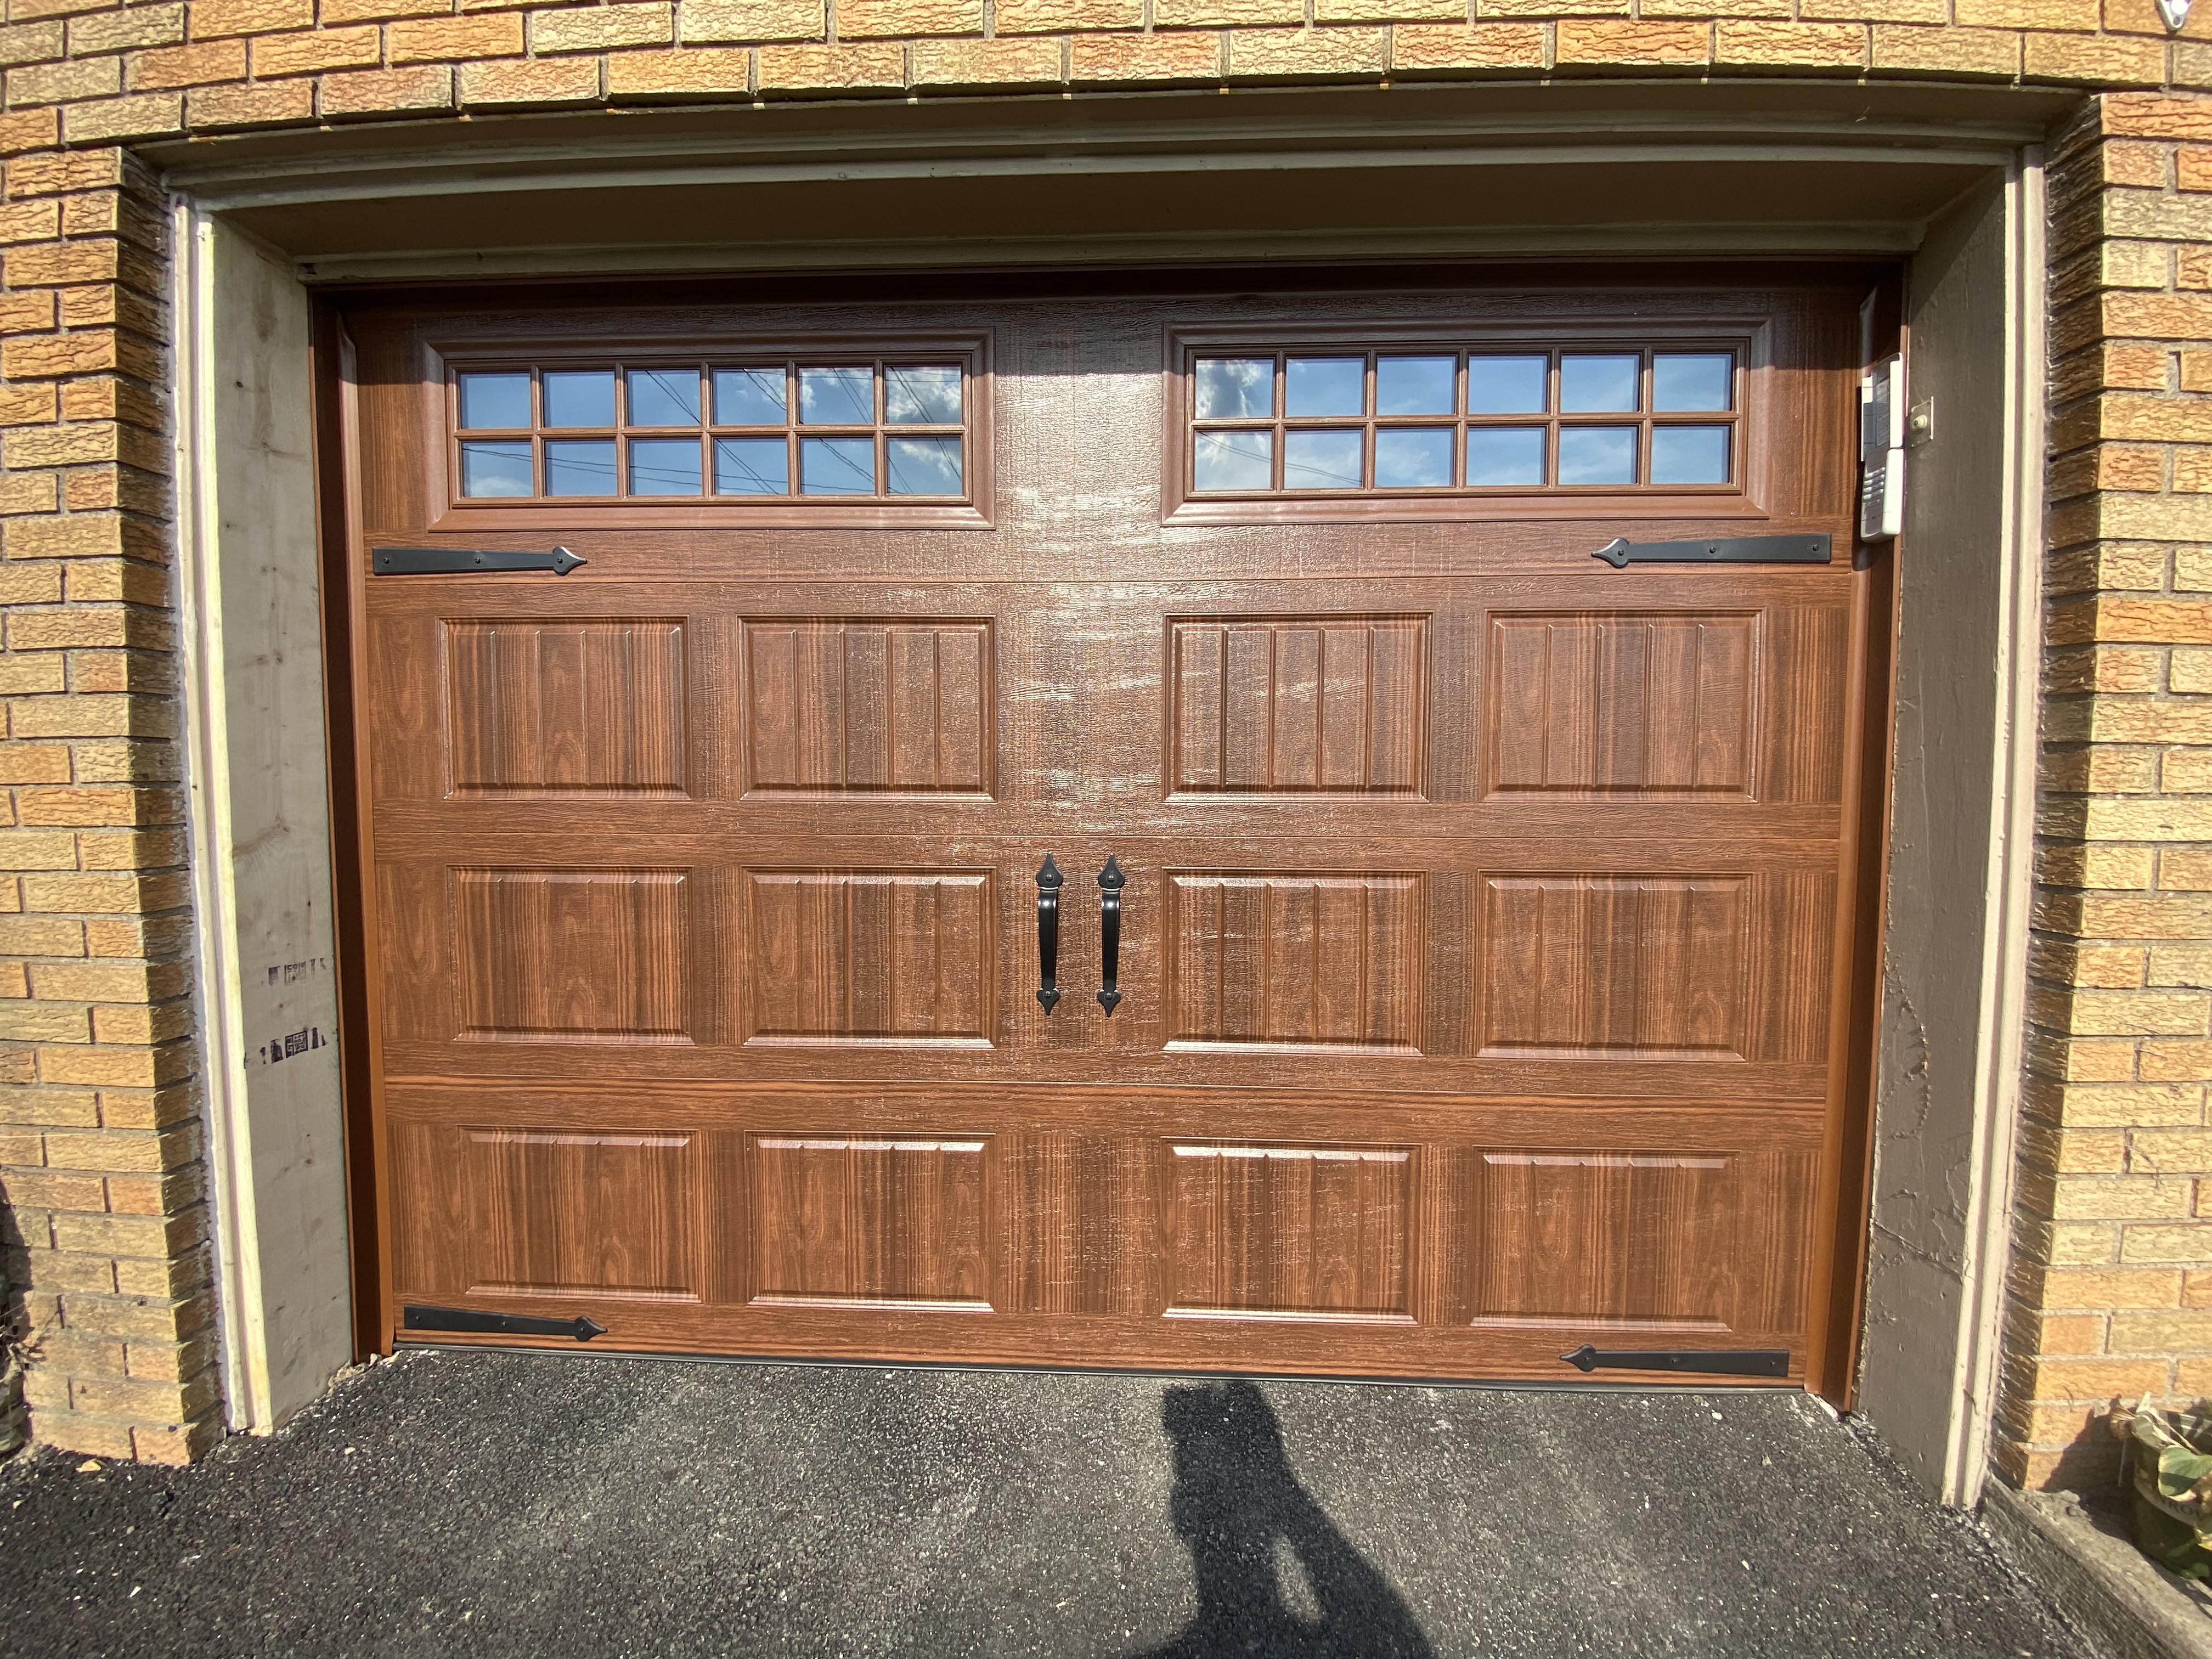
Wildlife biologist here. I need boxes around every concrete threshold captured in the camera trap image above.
[1982,1483,2212,1659]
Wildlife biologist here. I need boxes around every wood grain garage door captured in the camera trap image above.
[337,270,1884,1392]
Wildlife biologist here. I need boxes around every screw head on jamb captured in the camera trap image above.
[2159,0,2190,30]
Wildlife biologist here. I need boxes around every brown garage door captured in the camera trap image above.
[336,269,1884,1393]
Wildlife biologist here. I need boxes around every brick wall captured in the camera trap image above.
[0,0,2202,1468]
[1995,89,2212,1492]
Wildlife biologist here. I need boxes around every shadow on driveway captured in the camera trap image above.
[1145,1380,1435,1659]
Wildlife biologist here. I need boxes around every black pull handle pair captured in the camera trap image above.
[1035,854,1125,1017]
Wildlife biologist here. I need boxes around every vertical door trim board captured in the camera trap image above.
[172,202,354,1432]
[174,201,251,1427]
[1949,146,2049,1509]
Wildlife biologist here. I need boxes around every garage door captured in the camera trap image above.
[340,271,1881,1388]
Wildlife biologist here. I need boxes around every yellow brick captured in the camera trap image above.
[188,0,313,32]
[2011,1354,2175,1398]
[389,13,526,60]
[2040,989,2210,1037]
[2104,94,2212,140]
[2152,945,2212,989]
[1154,0,1296,22]
[1317,0,1461,18]
[910,36,1065,84]
[2142,1042,2212,1082]
[2166,749,2212,793]
[0,1003,89,1042]
[2166,848,2212,888]
[2021,1263,2183,1309]
[248,23,381,76]
[2084,798,2212,840]
[2106,0,2212,33]
[2184,1268,2212,1307]
[314,63,455,114]
[605,46,751,93]
[2044,845,2155,889]
[1068,29,1219,76]
[1389,20,1545,66]
[2047,1082,2207,1126]
[457,55,603,105]
[529,1,675,52]
[675,0,823,41]
[2034,941,2146,988]
[1225,23,1388,72]
[5,54,121,105]
[2071,895,2212,938]
[837,0,980,30]
[1869,22,2020,74]
[1555,18,1709,62]
[38,1045,186,1088]
[319,0,449,18]
[2122,1222,2212,1262]
[1713,19,1865,64]
[2051,1174,2197,1220]
[755,40,907,88]
[991,0,1137,26]
[2111,1309,2212,1350]
[0,916,83,955]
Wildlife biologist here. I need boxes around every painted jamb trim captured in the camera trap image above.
[173,199,269,1435]
[1946,146,2049,1510]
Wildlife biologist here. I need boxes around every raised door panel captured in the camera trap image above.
[1463,1147,1815,1338]
[388,1121,703,1302]
[1479,871,1834,1065]
[1486,612,1751,798]
[1162,1143,1414,1322]
[1166,872,1421,1051]
[742,618,992,797]
[455,867,692,1045]
[748,1134,992,1308]
[445,618,689,798]
[743,870,995,1045]
[1484,605,1847,804]
[1169,616,1427,796]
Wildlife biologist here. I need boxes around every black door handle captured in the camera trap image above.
[1097,855,1125,1015]
[1035,854,1063,1014]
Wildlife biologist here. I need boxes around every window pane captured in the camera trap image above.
[626,367,702,427]
[542,371,614,429]
[799,366,874,426]
[887,435,963,495]
[1650,425,1731,484]
[545,439,616,495]
[456,373,530,431]
[714,437,788,496]
[713,367,787,426]
[884,364,961,424]
[1193,429,1273,491]
[1465,427,1545,487]
[800,435,876,494]
[1283,428,1363,489]
[1285,358,1365,418]
[1467,356,1548,414]
[1653,353,1733,412]
[1194,358,1273,420]
[628,437,702,495]
[1560,354,1641,413]
[459,440,532,496]
[1558,426,1638,484]
[1376,356,1456,416]
[1374,427,1453,488]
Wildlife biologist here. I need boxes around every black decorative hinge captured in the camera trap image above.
[1560,1343,1789,1378]
[373,545,587,576]
[403,1304,607,1342]
[1592,534,1830,569]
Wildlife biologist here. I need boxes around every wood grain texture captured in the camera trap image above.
[1486,612,1751,798]
[455,868,690,1043]
[445,618,687,798]
[749,1135,991,1307]
[743,618,992,797]
[745,870,994,1044]
[1464,1146,1814,1336]
[349,273,1881,1384]
[1169,616,1426,796]
[1166,872,1422,1051]
[1163,1143,1414,1322]
[1481,875,1747,1060]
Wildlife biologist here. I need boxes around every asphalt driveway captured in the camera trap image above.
[0,1350,2094,1658]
